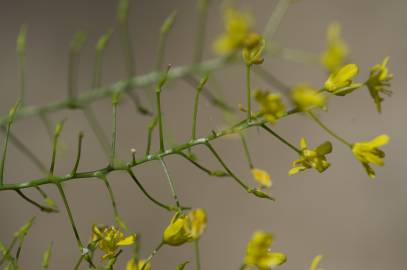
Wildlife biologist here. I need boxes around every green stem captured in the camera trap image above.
[71,132,84,176]
[111,94,119,166]
[3,128,47,173]
[17,25,27,106]
[156,90,165,152]
[195,240,202,270]
[49,123,63,176]
[307,111,353,148]
[82,107,111,158]
[0,121,12,186]
[261,124,301,154]
[73,254,84,270]
[159,158,181,210]
[39,113,54,141]
[126,168,176,211]
[263,0,293,41]
[182,75,235,113]
[176,152,229,177]
[119,21,135,80]
[192,87,202,141]
[246,64,252,119]
[204,142,249,190]
[92,51,103,89]
[141,241,165,270]
[193,0,210,64]
[239,133,254,169]
[0,56,233,127]
[145,116,158,156]
[0,236,18,266]
[15,190,56,213]
[254,66,291,94]
[0,114,279,191]
[56,183,83,249]
[18,53,26,107]
[99,175,125,230]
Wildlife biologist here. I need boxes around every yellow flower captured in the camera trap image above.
[321,22,348,72]
[244,231,287,270]
[366,57,393,113]
[91,225,136,260]
[126,258,151,270]
[214,8,253,54]
[189,208,207,240]
[291,84,326,111]
[254,90,286,124]
[251,168,272,188]
[242,33,265,66]
[309,255,324,270]
[289,138,332,176]
[324,64,362,95]
[163,213,191,246]
[163,209,207,246]
[352,134,389,178]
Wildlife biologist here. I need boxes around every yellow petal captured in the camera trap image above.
[300,138,307,150]
[288,166,305,176]
[263,252,287,268]
[117,234,136,246]
[370,134,390,147]
[325,64,358,91]
[251,168,272,188]
[336,64,358,81]
[310,255,323,270]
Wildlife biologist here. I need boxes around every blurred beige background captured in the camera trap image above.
[0,0,406,269]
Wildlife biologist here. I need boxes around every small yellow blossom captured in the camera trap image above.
[366,57,393,113]
[189,208,207,240]
[214,8,253,54]
[126,258,151,270]
[309,255,324,270]
[324,64,362,95]
[251,168,272,188]
[289,138,332,176]
[291,84,326,111]
[91,225,136,260]
[242,33,265,66]
[321,22,348,72]
[244,231,287,270]
[352,134,389,178]
[254,90,286,124]
[163,209,207,246]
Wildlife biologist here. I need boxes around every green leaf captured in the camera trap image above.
[15,216,35,238]
[41,242,52,270]
[176,261,190,270]
[96,29,113,52]
[160,11,178,35]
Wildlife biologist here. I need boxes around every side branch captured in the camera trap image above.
[0,115,269,191]
[0,56,234,127]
